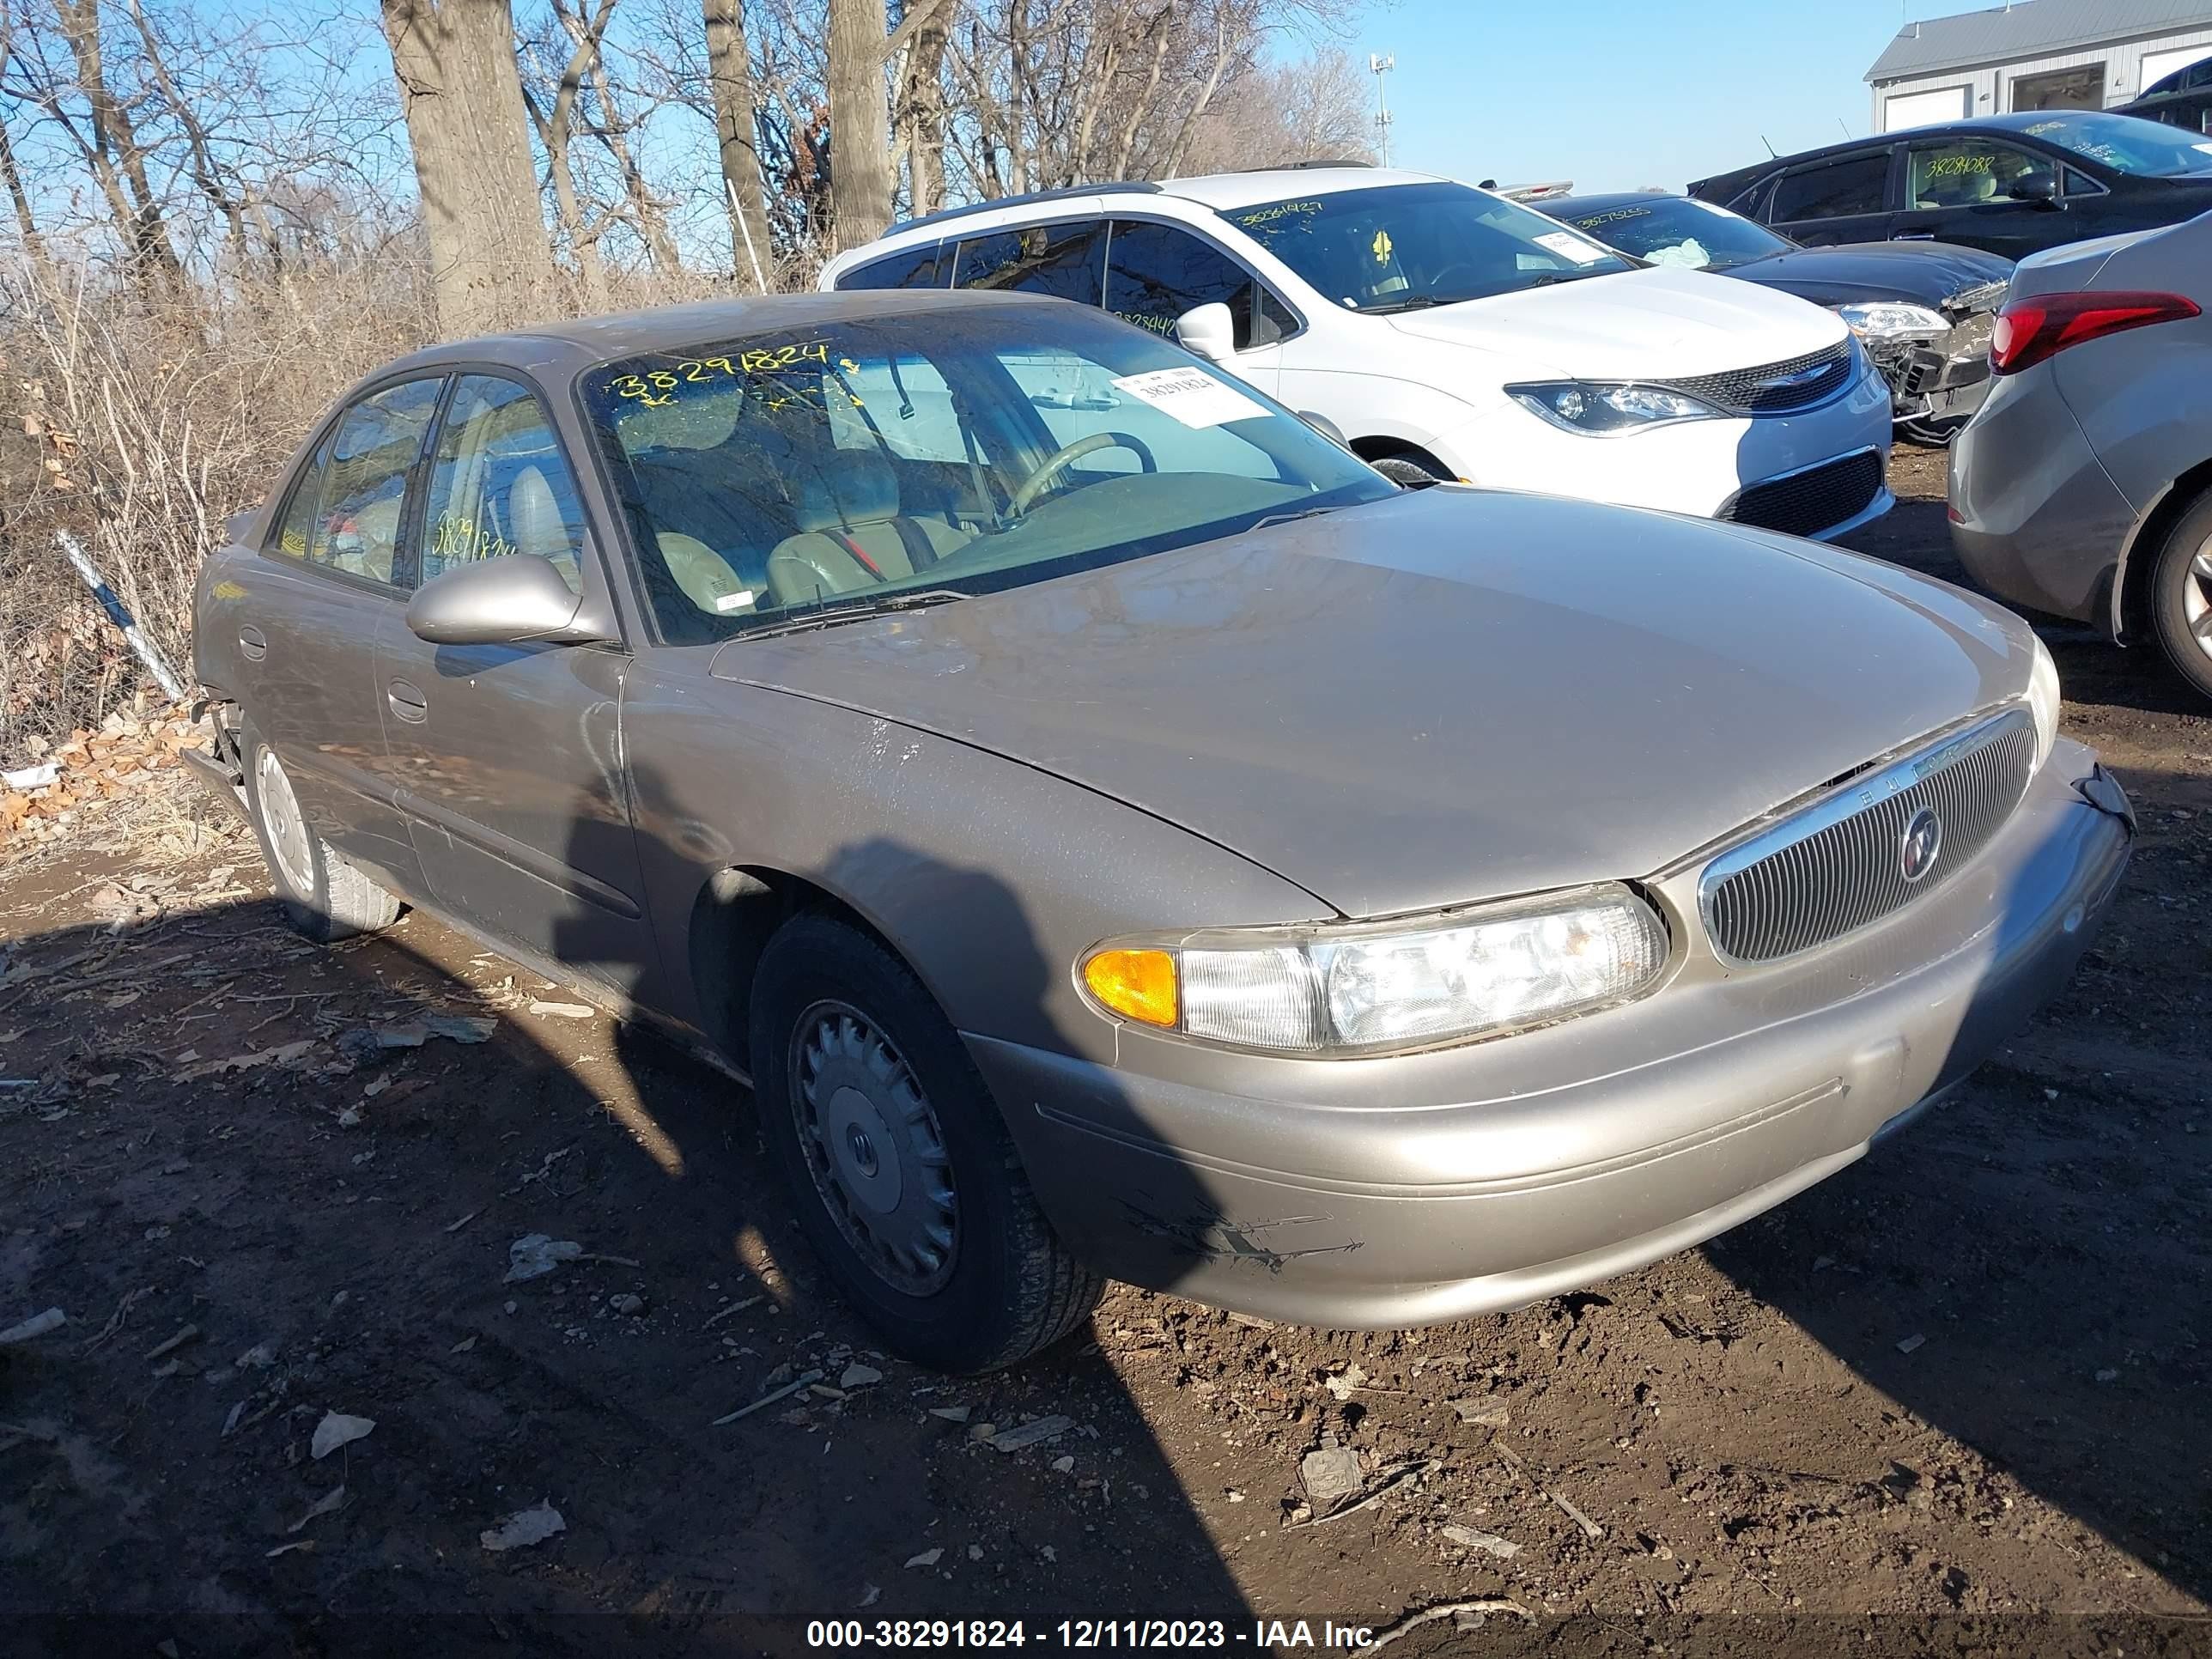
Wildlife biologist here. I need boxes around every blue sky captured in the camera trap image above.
[1348,0,1927,193]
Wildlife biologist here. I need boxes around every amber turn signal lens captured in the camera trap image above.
[1082,948,1178,1028]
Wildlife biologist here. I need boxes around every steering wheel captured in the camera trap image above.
[1425,260,1482,290]
[1008,432,1156,514]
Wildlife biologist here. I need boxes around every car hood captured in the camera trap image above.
[1721,240,2014,309]
[1381,265,1846,380]
[709,489,2035,920]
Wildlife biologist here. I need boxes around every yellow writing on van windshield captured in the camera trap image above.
[1234,200,1322,229]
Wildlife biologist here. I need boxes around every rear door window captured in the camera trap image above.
[837,243,945,290]
[1771,151,1892,223]
[951,221,1106,304]
[271,378,442,585]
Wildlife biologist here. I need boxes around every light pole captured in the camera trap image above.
[1370,52,1395,167]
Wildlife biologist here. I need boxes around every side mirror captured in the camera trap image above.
[1174,301,1237,363]
[405,555,603,647]
[1298,410,1349,448]
[2010,172,2059,206]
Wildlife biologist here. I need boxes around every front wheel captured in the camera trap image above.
[1370,453,1449,488]
[750,915,1102,1373]
[240,721,400,943]
[2148,493,2212,703]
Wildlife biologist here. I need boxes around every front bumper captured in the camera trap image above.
[969,743,2130,1328]
[1435,357,1895,542]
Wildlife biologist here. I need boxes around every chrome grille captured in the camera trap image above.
[1700,709,2035,964]
[1656,338,1855,416]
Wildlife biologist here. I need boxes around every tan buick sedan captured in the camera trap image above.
[191,292,2133,1371]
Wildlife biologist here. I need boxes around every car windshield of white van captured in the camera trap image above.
[1224,181,1636,313]
[2016,111,2212,178]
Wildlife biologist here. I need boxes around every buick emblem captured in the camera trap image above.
[1900,806,1943,883]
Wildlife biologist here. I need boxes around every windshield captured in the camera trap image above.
[582,306,1394,641]
[1224,180,1636,312]
[1557,197,1792,270]
[2014,111,2212,178]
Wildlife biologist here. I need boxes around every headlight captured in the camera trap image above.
[1506,381,1722,435]
[2027,633,2061,771]
[1835,301,1948,342]
[1079,884,1670,1057]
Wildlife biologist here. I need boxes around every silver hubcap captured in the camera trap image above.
[792,1001,957,1296]
[256,746,313,896]
[2185,540,2212,665]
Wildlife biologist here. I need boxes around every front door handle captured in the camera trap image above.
[1892,230,1936,240]
[386,679,428,725]
[238,624,267,661]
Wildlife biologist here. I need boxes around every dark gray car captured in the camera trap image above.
[191,291,2134,1372]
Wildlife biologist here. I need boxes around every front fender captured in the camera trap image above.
[620,663,1333,1066]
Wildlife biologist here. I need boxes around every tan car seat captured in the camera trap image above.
[507,465,582,587]
[765,453,971,606]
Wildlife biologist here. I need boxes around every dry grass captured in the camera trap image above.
[0,255,748,759]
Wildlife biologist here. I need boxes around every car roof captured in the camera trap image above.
[373,288,1053,378]
[1692,111,2148,195]
[848,165,1457,258]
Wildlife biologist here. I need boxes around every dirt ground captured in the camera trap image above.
[2,449,2208,1658]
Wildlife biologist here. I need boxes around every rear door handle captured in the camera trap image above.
[386,678,428,725]
[1892,230,1936,240]
[238,624,267,661]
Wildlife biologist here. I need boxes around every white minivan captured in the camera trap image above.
[819,167,1896,539]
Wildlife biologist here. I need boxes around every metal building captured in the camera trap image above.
[1867,0,2212,131]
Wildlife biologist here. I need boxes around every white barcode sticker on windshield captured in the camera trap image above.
[1109,367,1267,428]
[1534,230,1609,265]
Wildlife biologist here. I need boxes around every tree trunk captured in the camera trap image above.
[824,0,893,250]
[702,0,773,284]
[379,0,555,337]
[50,0,180,281]
[898,10,949,216]
[0,110,57,289]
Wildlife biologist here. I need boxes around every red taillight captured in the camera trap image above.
[1990,290,2201,374]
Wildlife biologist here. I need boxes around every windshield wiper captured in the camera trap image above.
[1364,294,1455,314]
[731,587,969,642]
[1249,505,1352,533]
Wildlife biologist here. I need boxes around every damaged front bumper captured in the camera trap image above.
[966,743,2131,1328]
[1869,310,1996,430]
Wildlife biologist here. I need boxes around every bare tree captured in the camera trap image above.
[824,0,892,246]
[380,0,555,335]
[702,0,771,279]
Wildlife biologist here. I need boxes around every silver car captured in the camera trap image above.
[191,292,2133,1372]
[1950,209,2212,700]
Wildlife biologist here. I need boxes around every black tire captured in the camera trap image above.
[2148,492,2212,703]
[1370,453,1449,489]
[239,720,401,944]
[750,914,1102,1373]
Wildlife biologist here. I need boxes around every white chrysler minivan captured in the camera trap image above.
[819,167,1896,539]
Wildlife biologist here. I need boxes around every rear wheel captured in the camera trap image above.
[2148,493,2212,702]
[240,720,400,943]
[750,914,1102,1373]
